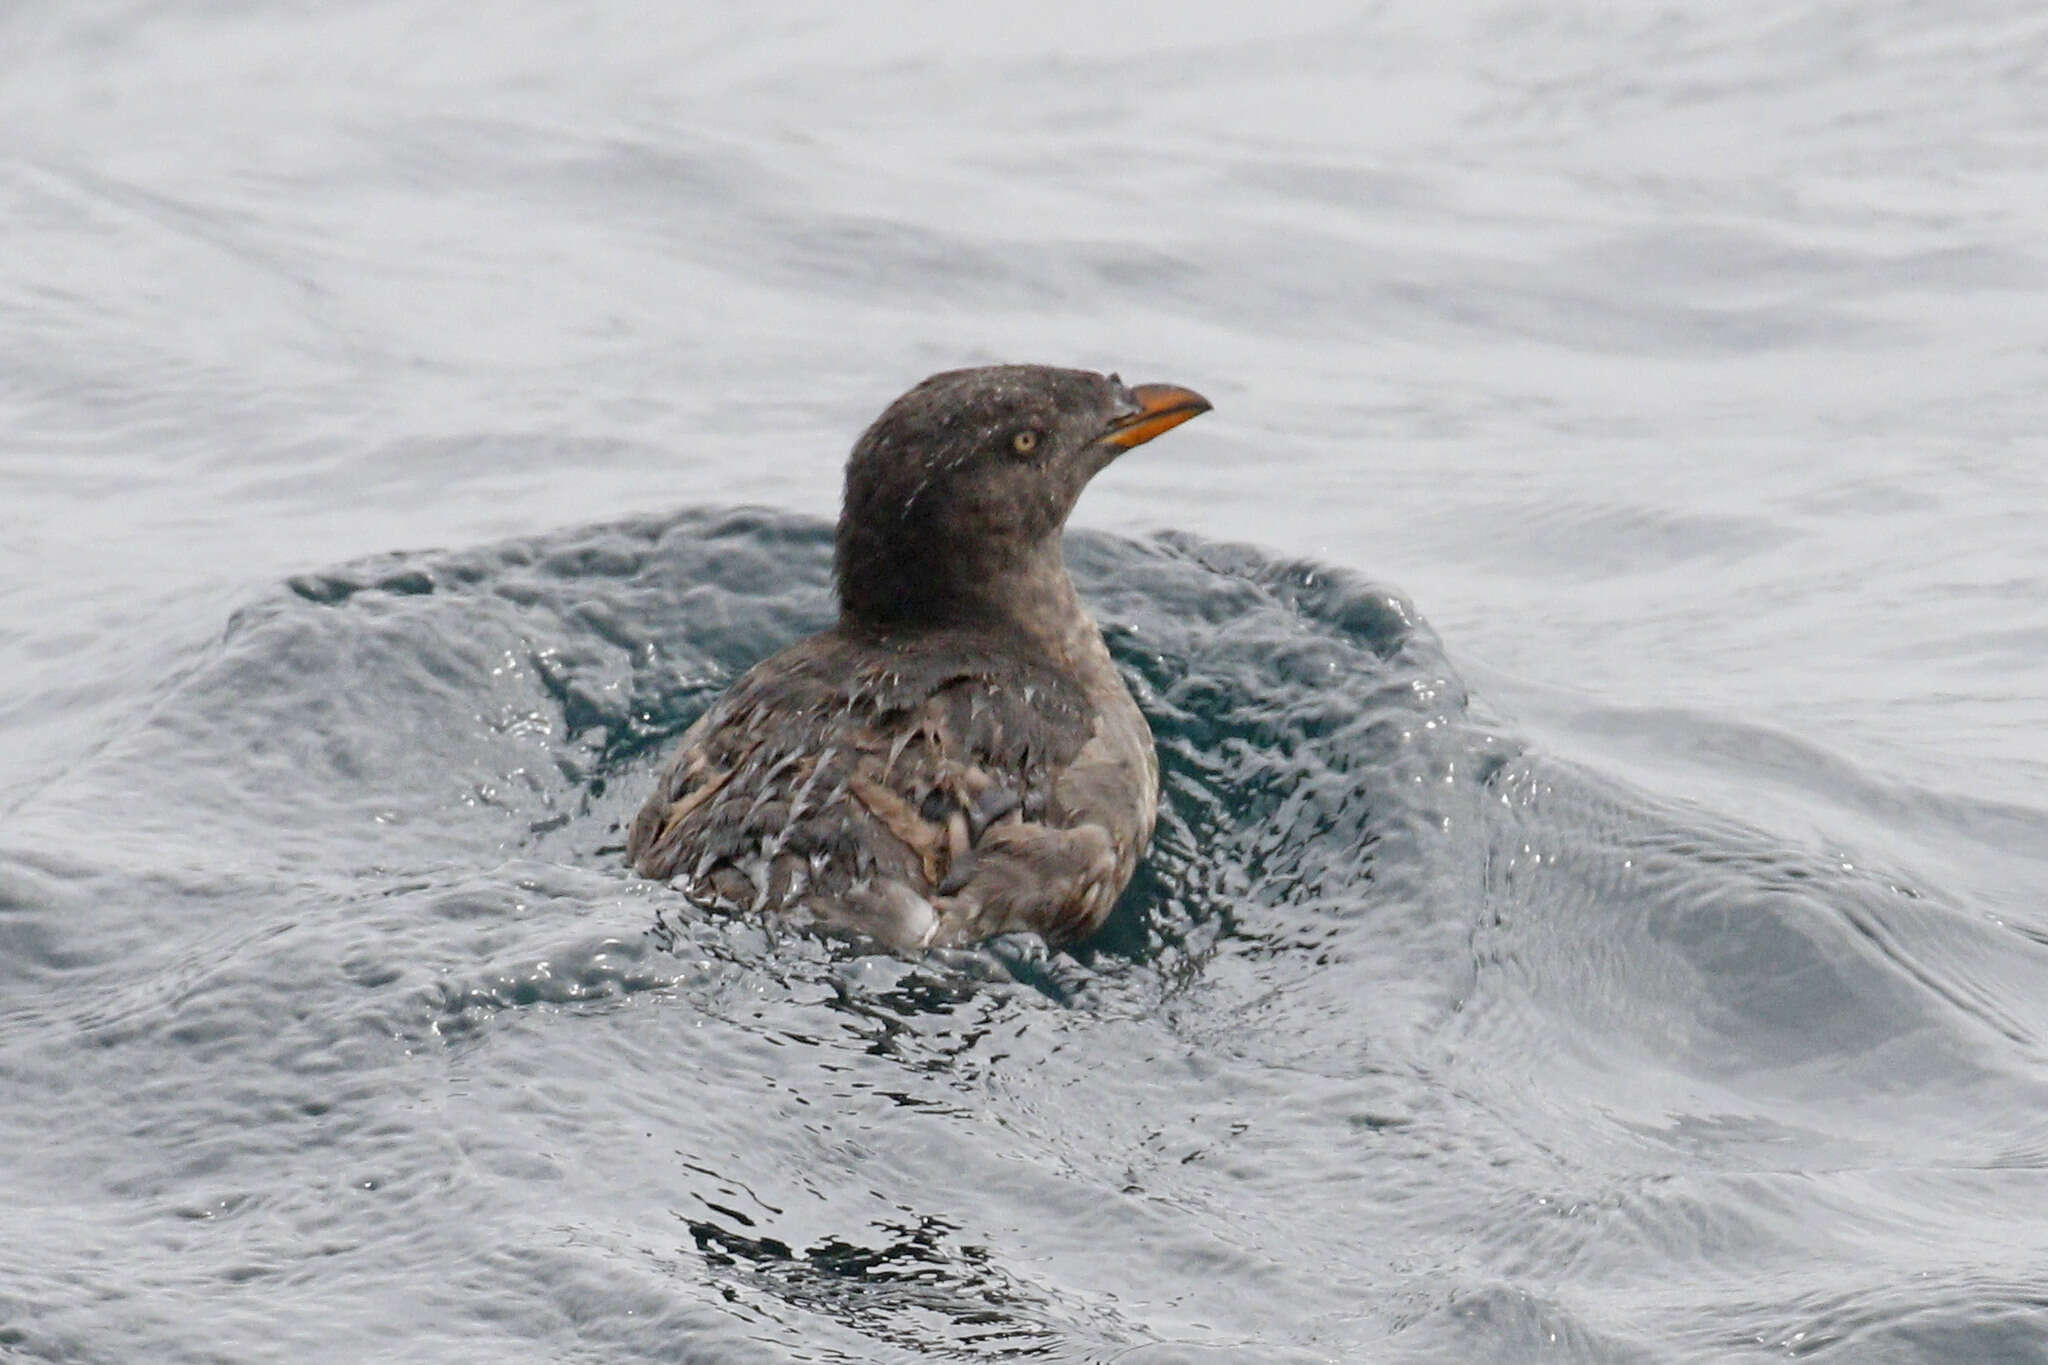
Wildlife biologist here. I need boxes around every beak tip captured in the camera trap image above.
[1104,382,1212,450]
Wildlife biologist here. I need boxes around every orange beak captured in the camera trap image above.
[1102,383,1212,450]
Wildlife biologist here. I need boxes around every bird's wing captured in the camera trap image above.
[626,629,1121,945]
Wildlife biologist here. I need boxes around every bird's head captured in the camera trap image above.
[834,364,1210,632]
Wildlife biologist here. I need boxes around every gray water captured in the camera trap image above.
[4,4,2047,1361]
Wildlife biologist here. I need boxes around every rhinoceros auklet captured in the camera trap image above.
[627,364,1210,950]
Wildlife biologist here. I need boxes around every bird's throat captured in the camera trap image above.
[837,538,1101,674]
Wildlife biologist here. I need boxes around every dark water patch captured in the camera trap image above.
[682,1209,1073,1360]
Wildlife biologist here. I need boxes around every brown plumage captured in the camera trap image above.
[627,365,1210,950]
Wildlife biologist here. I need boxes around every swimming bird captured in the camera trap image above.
[627,365,1210,950]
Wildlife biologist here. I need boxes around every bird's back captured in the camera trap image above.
[627,626,1153,948]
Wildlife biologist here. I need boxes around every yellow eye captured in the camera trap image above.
[1011,429,1040,456]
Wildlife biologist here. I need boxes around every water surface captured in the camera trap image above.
[3,4,2046,1361]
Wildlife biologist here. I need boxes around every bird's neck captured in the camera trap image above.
[837,538,1109,677]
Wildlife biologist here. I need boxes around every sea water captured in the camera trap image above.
[3,5,2046,1361]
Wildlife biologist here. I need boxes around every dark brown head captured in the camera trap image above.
[834,365,1209,632]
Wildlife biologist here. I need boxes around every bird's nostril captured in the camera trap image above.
[1106,375,1140,419]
